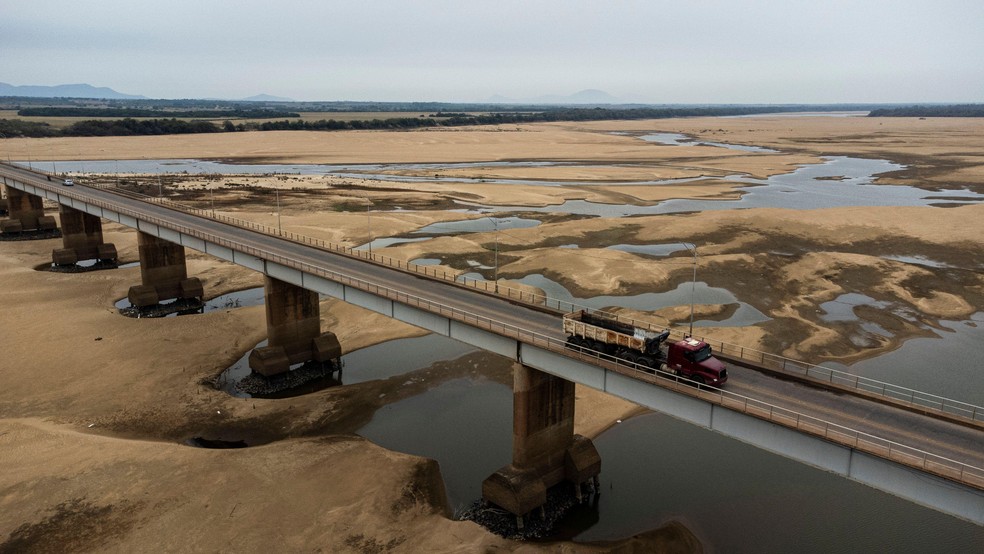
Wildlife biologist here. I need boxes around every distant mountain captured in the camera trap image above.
[488,89,622,105]
[0,82,146,99]
[241,93,294,102]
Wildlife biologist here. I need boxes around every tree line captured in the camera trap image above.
[868,104,984,117]
[0,117,220,137]
[17,107,301,118]
[10,104,966,139]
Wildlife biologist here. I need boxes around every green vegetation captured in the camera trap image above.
[0,106,866,137]
[9,101,972,138]
[17,107,300,118]
[868,104,984,117]
[0,118,61,137]
[251,106,837,131]
[62,118,222,136]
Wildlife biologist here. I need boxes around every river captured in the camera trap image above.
[31,133,984,549]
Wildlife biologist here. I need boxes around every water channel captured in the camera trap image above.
[33,132,984,548]
[192,285,983,550]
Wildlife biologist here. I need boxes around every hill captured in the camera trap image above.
[0,82,146,100]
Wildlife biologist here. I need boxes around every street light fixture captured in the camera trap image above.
[275,183,282,233]
[490,217,500,294]
[365,195,373,256]
[681,242,698,337]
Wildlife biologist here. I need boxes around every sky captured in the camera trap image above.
[2,0,983,103]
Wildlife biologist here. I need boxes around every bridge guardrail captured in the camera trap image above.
[5,166,984,424]
[5,166,984,490]
[67,170,984,426]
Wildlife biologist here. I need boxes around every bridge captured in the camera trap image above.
[2,162,982,526]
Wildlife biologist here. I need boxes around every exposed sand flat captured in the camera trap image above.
[0,229,674,551]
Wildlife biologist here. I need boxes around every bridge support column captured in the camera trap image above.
[0,185,57,234]
[51,205,118,266]
[482,364,600,526]
[127,231,203,309]
[248,276,341,377]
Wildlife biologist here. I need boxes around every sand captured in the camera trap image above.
[2,115,983,551]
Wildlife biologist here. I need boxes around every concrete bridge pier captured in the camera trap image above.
[0,185,57,235]
[248,276,341,377]
[482,363,601,528]
[52,205,118,266]
[127,231,203,310]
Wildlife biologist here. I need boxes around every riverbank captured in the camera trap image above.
[0,230,677,552]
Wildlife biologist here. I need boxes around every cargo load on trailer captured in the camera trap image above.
[563,310,728,386]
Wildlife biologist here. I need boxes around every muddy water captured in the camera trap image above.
[356,371,984,551]
[459,156,983,216]
[411,215,541,235]
[826,312,984,406]
[115,286,266,315]
[217,333,477,398]
[638,132,780,153]
[40,155,983,211]
[566,412,984,551]
[454,272,769,328]
[358,376,512,513]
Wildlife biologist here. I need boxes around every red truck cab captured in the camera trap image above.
[665,338,728,386]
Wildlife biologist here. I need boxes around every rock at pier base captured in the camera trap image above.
[462,481,599,541]
[482,465,546,520]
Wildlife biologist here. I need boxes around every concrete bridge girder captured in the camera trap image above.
[0,185,57,234]
[482,364,601,523]
[248,276,341,377]
[127,231,203,308]
[52,204,117,265]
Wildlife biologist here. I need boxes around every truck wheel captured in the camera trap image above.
[692,375,705,387]
[622,352,638,364]
[637,357,655,373]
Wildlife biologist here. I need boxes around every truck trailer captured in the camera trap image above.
[563,310,728,386]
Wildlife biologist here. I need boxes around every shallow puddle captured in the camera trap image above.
[818,293,889,322]
[638,132,779,153]
[115,286,265,316]
[497,273,769,327]
[217,333,478,398]
[412,215,541,235]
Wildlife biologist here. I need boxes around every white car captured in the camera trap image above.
[63,178,74,186]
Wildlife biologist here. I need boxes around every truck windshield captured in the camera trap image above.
[693,346,712,362]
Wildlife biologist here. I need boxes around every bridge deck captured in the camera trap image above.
[3,164,982,503]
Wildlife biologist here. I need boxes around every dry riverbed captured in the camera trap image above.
[2,116,982,552]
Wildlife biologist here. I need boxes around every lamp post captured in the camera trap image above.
[682,242,698,337]
[275,184,282,233]
[491,217,499,294]
[366,196,372,256]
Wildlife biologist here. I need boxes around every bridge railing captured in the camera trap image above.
[554,339,984,491]
[6,166,984,491]
[12,165,984,425]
